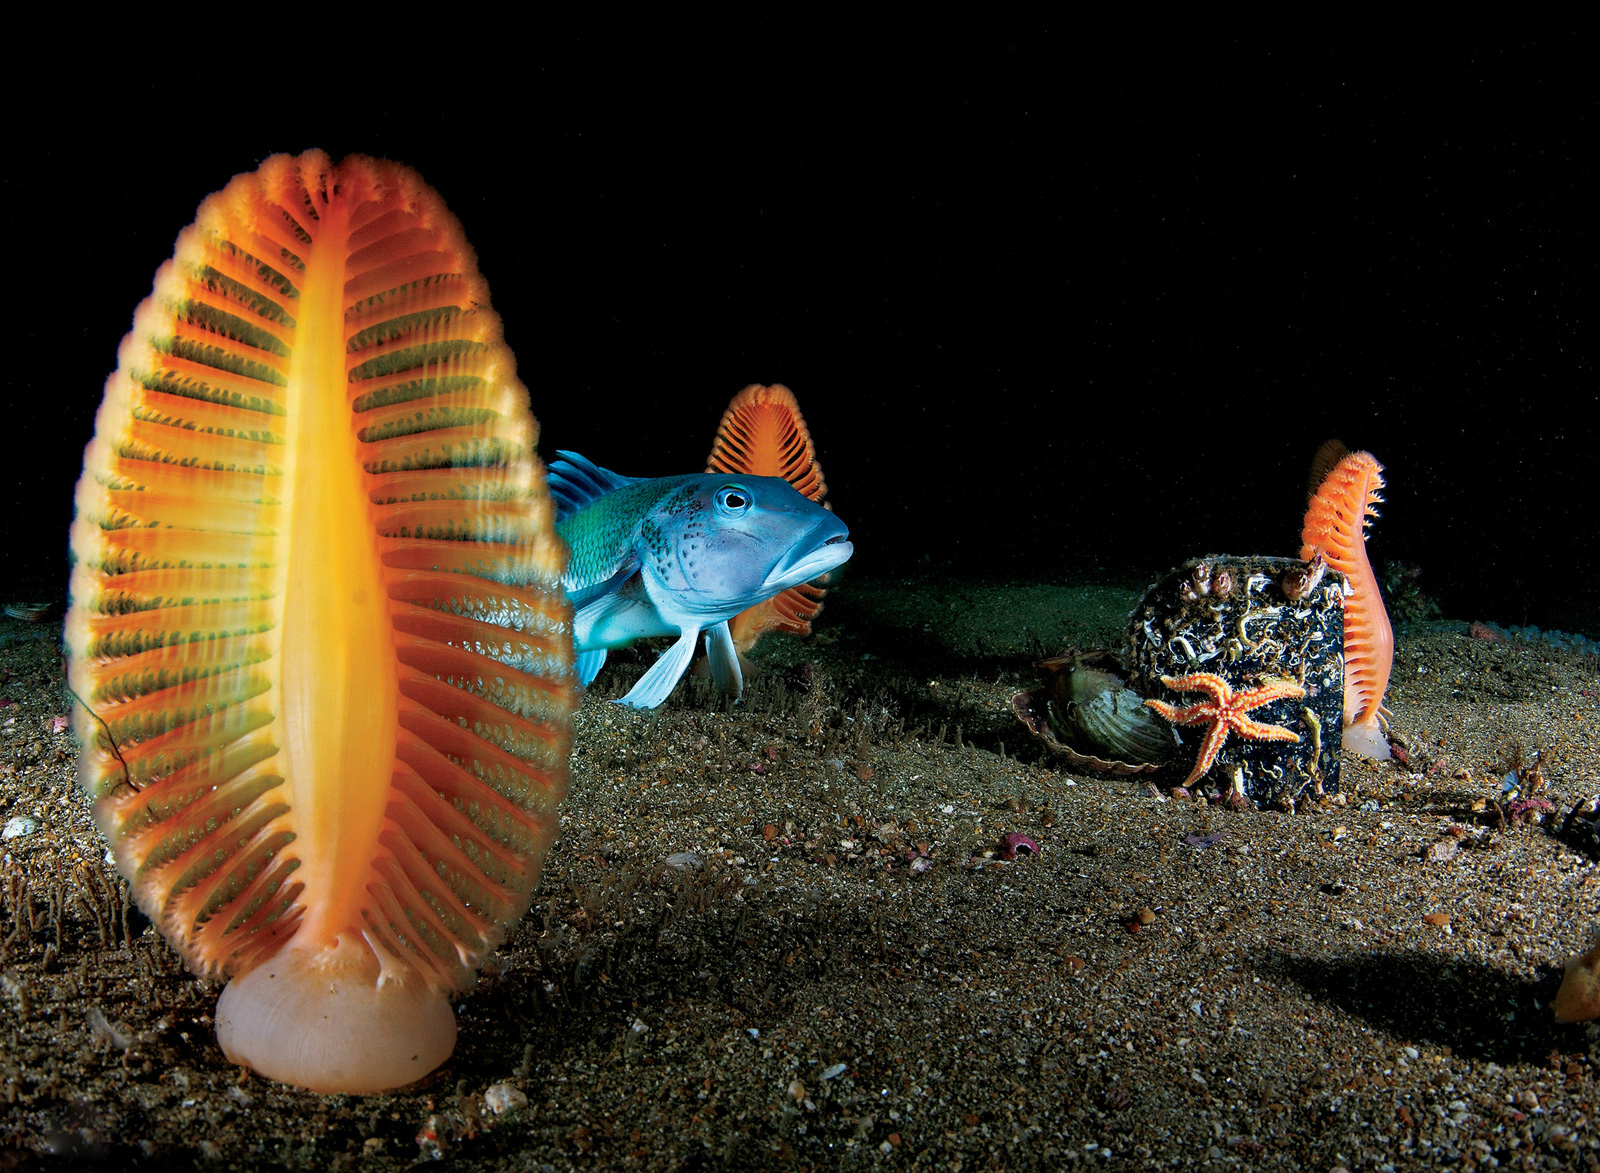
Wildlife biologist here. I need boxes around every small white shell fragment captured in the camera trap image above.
[2,816,37,840]
[483,1083,527,1116]
[820,1062,847,1080]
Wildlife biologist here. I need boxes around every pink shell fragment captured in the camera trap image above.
[1000,832,1040,861]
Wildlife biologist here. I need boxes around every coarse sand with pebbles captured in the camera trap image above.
[1,572,1598,1171]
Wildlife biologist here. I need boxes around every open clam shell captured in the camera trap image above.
[1011,650,1178,774]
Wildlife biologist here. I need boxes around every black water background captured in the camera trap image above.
[5,41,1593,635]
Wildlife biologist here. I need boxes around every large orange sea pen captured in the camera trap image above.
[65,152,577,1093]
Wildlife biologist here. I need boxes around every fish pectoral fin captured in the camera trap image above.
[573,571,655,648]
[575,648,608,687]
[569,557,641,612]
[703,621,744,701]
[615,629,699,710]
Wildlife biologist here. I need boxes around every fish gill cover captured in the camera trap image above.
[64,151,577,1093]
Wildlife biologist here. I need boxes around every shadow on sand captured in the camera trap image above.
[1262,948,1582,1064]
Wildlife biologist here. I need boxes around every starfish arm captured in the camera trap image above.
[1235,717,1301,743]
[1144,699,1219,726]
[1143,698,1181,722]
[1181,719,1231,788]
[1159,673,1232,703]
[1238,680,1307,706]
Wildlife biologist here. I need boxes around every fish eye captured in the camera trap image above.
[715,485,752,516]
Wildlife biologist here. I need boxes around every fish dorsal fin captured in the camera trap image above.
[1307,439,1351,503]
[547,451,635,521]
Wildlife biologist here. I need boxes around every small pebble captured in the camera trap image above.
[1136,908,1156,926]
[484,1083,527,1116]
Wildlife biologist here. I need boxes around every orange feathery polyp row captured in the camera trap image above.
[65,152,577,1094]
[705,384,830,652]
[1299,444,1393,760]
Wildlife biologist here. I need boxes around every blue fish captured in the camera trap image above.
[549,452,853,708]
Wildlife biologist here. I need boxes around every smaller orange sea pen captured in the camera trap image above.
[1299,442,1393,760]
[66,152,577,1093]
[705,384,831,653]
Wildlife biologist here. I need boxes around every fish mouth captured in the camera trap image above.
[763,532,853,592]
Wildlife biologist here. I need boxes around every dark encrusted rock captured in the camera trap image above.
[1126,555,1346,806]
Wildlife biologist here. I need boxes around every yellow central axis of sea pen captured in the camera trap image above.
[274,183,400,949]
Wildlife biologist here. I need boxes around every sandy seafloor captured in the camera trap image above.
[1,571,1598,1172]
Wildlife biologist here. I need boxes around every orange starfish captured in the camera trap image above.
[1143,673,1305,788]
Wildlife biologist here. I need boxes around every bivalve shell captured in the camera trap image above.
[1012,650,1176,773]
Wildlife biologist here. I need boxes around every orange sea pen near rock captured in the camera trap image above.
[65,152,576,1093]
[705,384,830,653]
[1299,441,1393,760]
